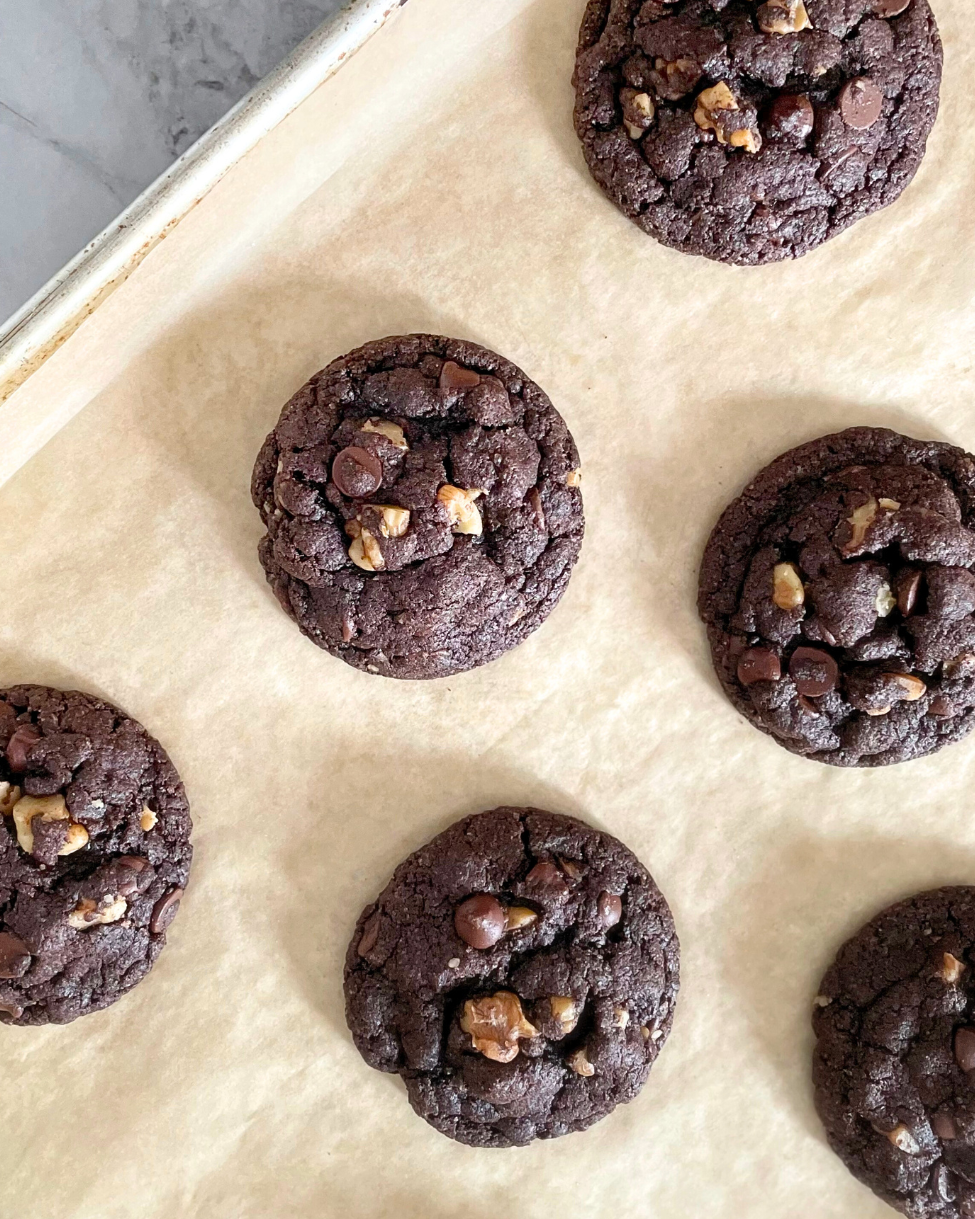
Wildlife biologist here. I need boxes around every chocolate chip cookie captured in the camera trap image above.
[343,807,679,1147]
[698,427,975,766]
[251,335,585,680]
[573,0,942,265]
[0,685,192,1025]
[813,888,975,1218]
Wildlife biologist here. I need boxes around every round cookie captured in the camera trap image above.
[699,427,975,767]
[573,0,942,265]
[343,807,679,1147]
[251,335,585,680]
[813,888,975,1218]
[0,685,192,1025]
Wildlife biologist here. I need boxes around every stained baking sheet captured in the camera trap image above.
[0,0,973,1216]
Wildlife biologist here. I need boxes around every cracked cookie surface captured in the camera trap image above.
[343,807,679,1147]
[698,427,975,767]
[251,335,584,680]
[0,686,192,1025]
[813,888,975,1218]
[573,0,942,265]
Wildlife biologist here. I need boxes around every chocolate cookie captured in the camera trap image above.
[251,335,584,680]
[0,686,192,1025]
[812,888,975,1218]
[573,0,942,265]
[343,807,679,1147]
[699,427,975,766]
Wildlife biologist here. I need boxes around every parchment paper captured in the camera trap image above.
[0,0,973,1215]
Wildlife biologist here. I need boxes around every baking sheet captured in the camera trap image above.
[0,0,973,1215]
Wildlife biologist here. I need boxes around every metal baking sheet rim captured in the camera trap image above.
[0,0,408,407]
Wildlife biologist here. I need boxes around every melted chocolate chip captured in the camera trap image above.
[149,888,183,935]
[527,861,567,891]
[955,1027,975,1073]
[597,892,622,929]
[332,446,383,498]
[358,912,380,958]
[839,78,884,130]
[454,894,506,950]
[932,1111,959,1140]
[872,0,910,14]
[764,94,814,143]
[896,569,922,616]
[0,931,31,979]
[5,725,40,774]
[788,647,839,697]
[439,361,481,391]
[737,647,781,685]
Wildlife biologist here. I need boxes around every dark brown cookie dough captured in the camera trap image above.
[0,686,192,1025]
[813,888,975,1218]
[698,427,975,767]
[251,335,585,680]
[573,0,942,265]
[343,807,679,1147]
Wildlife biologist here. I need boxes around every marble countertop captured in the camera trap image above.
[0,0,345,324]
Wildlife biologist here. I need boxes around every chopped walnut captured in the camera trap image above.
[549,996,580,1035]
[505,905,538,931]
[757,0,811,34]
[568,1046,596,1077]
[0,781,21,816]
[693,83,761,153]
[842,496,879,555]
[652,57,703,100]
[613,1006,630,1029]
[438,485,483,535]
[67,894,127,930]
[566,468,582,488]
[140,805,158,832]
[375,506,410,539]
[12,794,89,857]
[345,520,385,572]
[772,562,805,610]
[460,991,538,1063]
[885,1123,921,1154]
[939,952,966,984]
[888,673,926,701]
[361,418,408,451]
[620,88,655,139]
[875,582,896,617]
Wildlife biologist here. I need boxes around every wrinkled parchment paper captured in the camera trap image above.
[0,0,973,1215]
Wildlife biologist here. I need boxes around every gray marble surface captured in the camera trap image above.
[0,0,345,325]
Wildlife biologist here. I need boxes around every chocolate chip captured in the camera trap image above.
[454,894,506,950]
[872,0,910,14]
[357,912,380,957]
[149,888,183,935]
[737,647,782,685]
[933,1111,959,1140]
[5,725,40,774]
[788,647,839,697]
[118,855,149,872]
[439,361,481,391]
[597,892,622,929]
[955,1026,975,1072]
[764,94,814,143]
[341,610,355,644]
[929,695,956,718]
[527,487,546,531]
[332,446,383,498]
[798,695,821,716]
[0,1000,23,1020]
[896,569,922,616]
[0,930,30,979]
[839,78,884,130]
[527,861,567,890]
